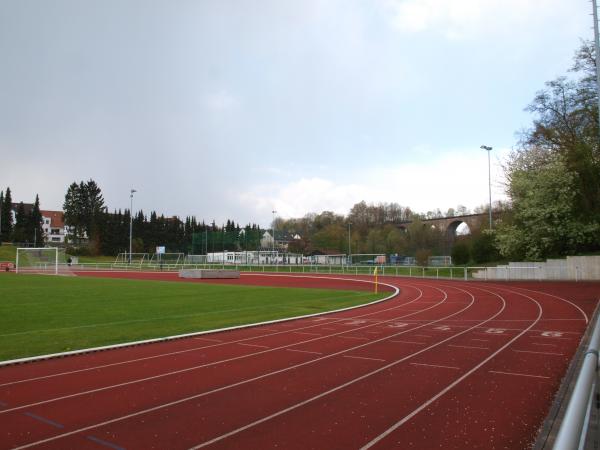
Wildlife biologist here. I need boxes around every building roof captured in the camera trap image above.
[40,210,65,228]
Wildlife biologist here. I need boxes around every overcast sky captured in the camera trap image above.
[1,0,590,226]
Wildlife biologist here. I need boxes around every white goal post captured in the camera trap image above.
[149,253,184,265]
[16,247,59,275]
[114,253,149,265]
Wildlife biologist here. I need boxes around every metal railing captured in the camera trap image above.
[553,314,600,449]
[58,262,486,280]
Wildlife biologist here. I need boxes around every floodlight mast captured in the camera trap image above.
[594,0,600,137]
[272,210,277,263]
[129,189,136,264]
[480,145,493,229]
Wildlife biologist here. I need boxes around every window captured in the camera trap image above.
[51,237,61,242]
[45,219,50,224]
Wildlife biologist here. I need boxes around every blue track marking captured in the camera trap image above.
[23,412,64,428]
[87,435,126,450]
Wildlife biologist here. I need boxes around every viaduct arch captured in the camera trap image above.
[397,213,498,239]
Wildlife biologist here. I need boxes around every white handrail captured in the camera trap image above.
[553,315,600,449]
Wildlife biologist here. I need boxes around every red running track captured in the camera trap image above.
[0,272,599,449]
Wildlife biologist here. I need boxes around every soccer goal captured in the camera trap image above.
[149,252,184,265]
[16,247,66,275]
[114,253,149,265]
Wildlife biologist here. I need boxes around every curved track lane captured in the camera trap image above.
[0,274,598,449]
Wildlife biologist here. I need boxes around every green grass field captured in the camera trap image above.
[0,274,386,361]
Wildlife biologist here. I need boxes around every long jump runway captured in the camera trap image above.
[1,273,599,449]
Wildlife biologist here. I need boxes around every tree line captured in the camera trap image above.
[0,188,44,246]
[61,180,266,256]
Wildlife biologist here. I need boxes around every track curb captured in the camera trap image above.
[0,273,399,367]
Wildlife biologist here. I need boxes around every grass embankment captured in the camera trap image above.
[0,245,16,262]
[0,274,386,361]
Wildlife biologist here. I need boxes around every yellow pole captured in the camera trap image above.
[374,266,378,293]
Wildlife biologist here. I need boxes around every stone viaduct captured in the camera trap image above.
[397,212,498,238]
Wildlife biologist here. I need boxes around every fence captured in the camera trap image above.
[472,256,600,281]
[61,262,485,280]
[553,311,600,449]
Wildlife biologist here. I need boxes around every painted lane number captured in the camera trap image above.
[541,331,564,337]
[485,328,506,334]
[388,322,409,328]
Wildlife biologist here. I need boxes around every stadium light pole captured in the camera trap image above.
[480,146,493,229]
[129,189,136,264]
[222,223,225,269]
[593,0,600,139]
[271,210,277,264]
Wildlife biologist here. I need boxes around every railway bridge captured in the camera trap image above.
[398,212,498,238]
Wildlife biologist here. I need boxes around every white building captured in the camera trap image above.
[40,210,67,243]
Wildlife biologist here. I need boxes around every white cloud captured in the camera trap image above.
[383,0,570,39]
[204,90,240,112]
[238,148,509,223]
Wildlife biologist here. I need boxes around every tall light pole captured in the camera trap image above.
[347,222,352,266]
[129,189,136,263]
[272,210,277,264]
[593,0,600,135]
[480,146,493,229]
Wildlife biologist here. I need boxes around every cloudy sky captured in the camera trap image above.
[1,0,590,226]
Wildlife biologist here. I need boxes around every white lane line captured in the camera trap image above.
[496,284,589,324]
[513,350,564,356]
[321,327,337,331]
[470,339,488,342]
[0,285,447,415]
[361,284,541,449]
[193,337,223,343]
[286,349,323,355]
[292,332,322,336]
[2,274,402,370]
[410,363,459,370]
[1,279,427,387]
[448,345,489,350]
[489,370,549,379]
[10,284,469,448]
[337,336,370,341]
[185,286,497,450]
[389,340,426,345]
[238,343,270,349]
[343,355,386,362]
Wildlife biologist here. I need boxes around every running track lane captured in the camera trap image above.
[0,274,598,449]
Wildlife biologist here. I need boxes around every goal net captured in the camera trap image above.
[149,252,184,266]
[16,247,69,275]
[114,253,149,265]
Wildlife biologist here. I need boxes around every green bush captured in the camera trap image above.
[451,242,470,265]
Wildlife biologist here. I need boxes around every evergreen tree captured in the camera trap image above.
[1,187,13,241]
[30,194,44,246]
[12,202,27,243]
[84,179,105,240]
[63,182,83,243]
